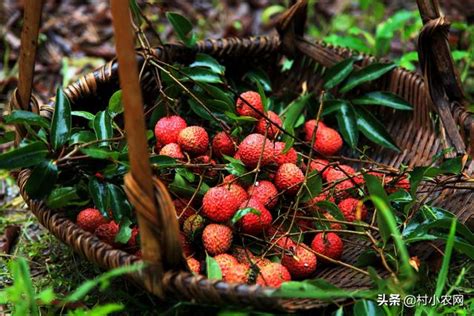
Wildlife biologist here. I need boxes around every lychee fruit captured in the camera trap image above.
[192,155,218,177]
[238,198,273,235]
[338,198,368,222]
[202,185,246,222]
[308,159,332,179]
[180,232,194,257]
[304,120,342,156]
[304,120,327,138]
[272,142,298,165]
[326,165,364,192]
[214,254,239,279]
[255,111,282,139]
[306,192,336,212]
[274,163,305,195]
[256,263,291,288]
[178,126,209,155]
[236,91,264,118]
[212,132,236,158]
[322,212,343,230]
[95,221,120,247]
[247,180,279,209]
[173,199,196,226]
[183,214,206,238]
[238,134,274,168]
[202,224,233,255]
[311,232,344,261]
[223,263,250,283]
[159,143,185,159]
[126,226,139,252]
[187,257,201,274]
[76,208,109,233]
[154,115,187,145]
[281,245,317,279]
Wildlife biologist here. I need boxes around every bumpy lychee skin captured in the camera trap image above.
[236,91,264,118]
[187,257,201,274]
[304,120,342,156]
[173,199,196,226]
[202,224,233,255]
[256,263,291,288]
[154,115,187,145]
[238,134,274,168]
[212,132,236,158]
[183,214,205,238]
[227,183,249,205]
[180,233,194,257]
[326,165,364,192]
[274,163,305,195]
[308,159,332,180]
[95,221,120,247]
[238,198,273,235]
[338,198,368,222]
[247,180,279,209]
[202,186,243,222]
[311,232,344,261]
[255,111,282,139]
[272,142,298,166]
[281,246,317,279]
[159,143,185,159]
[76,208,109,233]
[224,263,250,283]
[214,254,239,279]
[178,126,209,155]
[126,226,139,251]
[306,193,336,213]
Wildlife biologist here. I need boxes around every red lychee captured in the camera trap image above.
[180,232,194,257]
[212,131,236,158]
[338,198,368,222]
[326,165,364,192]
[159,143,185,159]
[76,208,109,233]
[311,232,344,261]
[274,163,304,195]
[214,254,239,279]
[272,142,298,165]
[256,263,291,288]
[255,111,282,139]
[247,180,279,209]
[187,257,201,274]
[202,224,233,255]
[154,115,187,145]
[223,263,250,283]
[308,158,332,179]
[304,120,342,156]
[238,134,274,168]
[238,198,273,235]
[281,245,317,279]
[95,221,120,247]
[236,91,264,118]
[306,192,336,212]
[178,126,209,155]
[202,185,247,222]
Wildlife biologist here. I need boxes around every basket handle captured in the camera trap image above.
[416,0,468,155]
[9,0,44,140]
[110,0,186,296]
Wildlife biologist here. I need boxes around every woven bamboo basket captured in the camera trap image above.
[9,0,474,312]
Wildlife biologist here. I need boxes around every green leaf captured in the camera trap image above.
[4,110,49,129]
[188,99,213,121]
[206,254,223,280]
[182,67,222,83]
[275,279,372,300]
[166,12,196,46]
[88,177,108,217]
[108,90,123,117]
[261,5,285,24]
[340,63,396,93]
[335,102,358,148]
[150,155,177,168]
[353,300,384,316]
[323,58,354,90]
[71,111,95,121]
[231,207,261,225]
[81,147,119,160]
[46,187,82,209]
[435,218,457,297]
[244,69,272,92]
[225,111,258,122]
[0,131,15,144]
[93,110,113,147]
[69,130,96,145]
[301,172,322,202]
[315,201,346,225]
[364,174,391,244]
[190,53,225,75]
[24,160,58,199]
[355,107,399,151]
[352,91,413,110]
[106,183,132,222]
[282,93,312,150]
[115,217,132,244]
[50,88,71,150]
[324,34,370,53]
[0,142,48,170]
[200,83,234,109]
